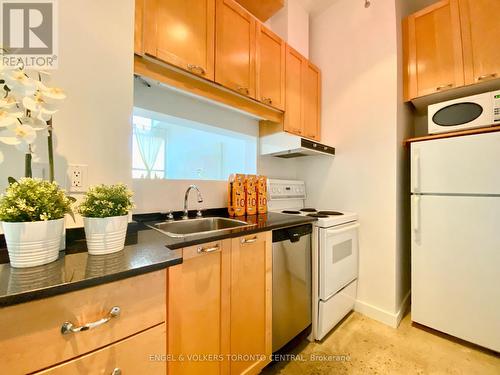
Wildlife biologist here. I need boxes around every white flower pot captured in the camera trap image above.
[1,219,65,268]
[83,215,128,255]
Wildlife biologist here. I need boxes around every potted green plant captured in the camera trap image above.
[0,178,74,268]
[78,184,134,255]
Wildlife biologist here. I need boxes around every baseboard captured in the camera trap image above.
[354,291,411,328]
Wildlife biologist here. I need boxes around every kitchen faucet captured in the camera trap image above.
[183,185,204,220]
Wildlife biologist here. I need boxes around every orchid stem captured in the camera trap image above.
[47,118,54,182]
[25,152,32,178]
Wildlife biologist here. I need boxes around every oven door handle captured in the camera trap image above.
[326,223,360,235]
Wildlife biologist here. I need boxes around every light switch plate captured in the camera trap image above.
[67,164,88,193]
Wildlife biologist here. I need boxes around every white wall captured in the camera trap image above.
[0,0,134,229]
[133,81,298,213]
[296,0,411,326]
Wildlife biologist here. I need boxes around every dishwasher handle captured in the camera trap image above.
[273,224,312,243]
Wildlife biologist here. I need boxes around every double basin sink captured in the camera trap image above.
[149,217,255,238]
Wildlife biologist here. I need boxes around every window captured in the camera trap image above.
[132,109,257,181]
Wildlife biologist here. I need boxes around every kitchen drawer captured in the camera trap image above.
[35,323,167,374]
[0,270,166,375]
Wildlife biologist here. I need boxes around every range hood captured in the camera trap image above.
[260,132,335,158]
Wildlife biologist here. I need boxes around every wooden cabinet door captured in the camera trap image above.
[168,240,230,375]
[215,0,257,98]
[134,0,144,55]
[256,24,285,110]
[230,232,272,375]
[302,61,321,141]
[460,0,500,85]
[144,0,215,80]
[404,0,464,100]
[284,45,304,136]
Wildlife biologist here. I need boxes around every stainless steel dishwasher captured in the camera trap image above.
[272,224,312,352]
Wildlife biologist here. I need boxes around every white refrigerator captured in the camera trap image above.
[411,132,500,352]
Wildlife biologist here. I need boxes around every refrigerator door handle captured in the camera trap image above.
[412,149,421,193]
[412,195,421,244]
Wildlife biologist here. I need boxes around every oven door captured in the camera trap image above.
[319,222,359,301]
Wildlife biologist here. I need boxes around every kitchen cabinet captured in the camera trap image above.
[0,270,166,374]
[35,324,166,374]
[403,0,464,100]
[302,61,321,140]
[230,232,272,375]
[168,240,231,375]
[143,0,215,80]
[256,24,285,110]
[215,0,257,98]
[134,0,144,55]
[460,0,500,85]
[284,45,305,136]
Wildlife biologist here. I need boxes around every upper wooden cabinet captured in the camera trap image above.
[284,45,305,136]
[256,24,285,110]
[168,241,230,375]
[460,0,500,85]
[143,0,215,80]
[403,0,464,100]
[302,61,321,141]
[234,0,284,22]
[134,0,144,55]
[215,0,257,98]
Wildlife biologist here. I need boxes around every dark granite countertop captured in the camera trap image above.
[0,210,315,307]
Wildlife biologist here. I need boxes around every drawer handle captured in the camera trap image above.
[237,86,250,95]
[112,368,122,375]
[61,306,121,335]
[436,83,453,91]
[477,73,497,81]
[187,64,206,76]
[262,97,273,105]
[197,245,220,254]
[241,236,257,244]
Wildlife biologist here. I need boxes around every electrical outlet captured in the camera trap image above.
[67,164,88,193]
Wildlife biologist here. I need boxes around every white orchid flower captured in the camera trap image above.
[23,92,58,118]
[20,115,47,130]
[0,108,23,127]
[0,124,36,145]
[4,70,36,96]
[37,81,66,101]
[0,96,17,108]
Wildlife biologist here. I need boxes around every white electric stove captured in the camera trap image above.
[268,179,359,341]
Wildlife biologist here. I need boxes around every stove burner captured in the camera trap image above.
[307,213,329,218]
[300,208,317,212]
[317,211,344,216]
[282,210,301,214]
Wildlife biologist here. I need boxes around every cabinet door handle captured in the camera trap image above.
[237,86,250,95]
[436,83,453,91]
[197,245,220,253]
[262,97,273,105]
[187,64,206,76]
[477,73,497,81]
[61,306,120,335]
[241,236,258,244]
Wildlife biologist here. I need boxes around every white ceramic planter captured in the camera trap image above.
[83,215,128,255]
[1,219,65,268]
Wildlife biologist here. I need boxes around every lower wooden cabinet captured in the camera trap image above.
[0,270,166,375]
[35,324,167,374]
[168,240,231,375]
[230,232,272,375]
[167,232,272,375]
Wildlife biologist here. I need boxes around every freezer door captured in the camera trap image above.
[411,195,500,352]
[411,132,500,194]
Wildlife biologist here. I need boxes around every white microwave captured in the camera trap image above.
[428,90,500,134]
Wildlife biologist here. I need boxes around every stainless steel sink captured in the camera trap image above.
[149,217,254,238]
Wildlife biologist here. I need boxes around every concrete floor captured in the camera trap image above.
[263,312,500,375]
